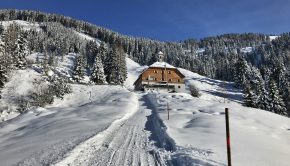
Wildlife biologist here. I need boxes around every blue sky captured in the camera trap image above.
[1,0,290,41]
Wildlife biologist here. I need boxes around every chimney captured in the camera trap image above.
[158,51,164,62]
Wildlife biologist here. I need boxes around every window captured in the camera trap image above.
[168,71,171,74]
[178,86,181,88]
[169,79,172,82]
[154,70,157,73]
[148,75,154,81]
[154,78,157,81]
[178,79,180,82]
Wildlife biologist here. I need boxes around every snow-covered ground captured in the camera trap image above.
[0,85,137,165]
[149,92,290,166]
[240,47,253,53]
[1,20,41,31]
[0,69,45,121]
[179,67,243,103]
[269,35,279,41]
[73,30,101,46]
[124,57,148,91]
[124,58,290,166]
[0,56,290,166]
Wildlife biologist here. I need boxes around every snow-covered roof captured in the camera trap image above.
[149,62,176,69]
[158,51,164,55]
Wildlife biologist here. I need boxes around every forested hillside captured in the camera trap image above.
[0,9,289,117]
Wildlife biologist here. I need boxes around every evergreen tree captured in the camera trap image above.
[98,42,107,63]
[271,63,286,92]
[282,82,290,116]
[104,45,119,84]
[257,82,271,111]
[243,83,258,108]
[268,80,288,116]
[0,64,7,88]
[14,31,28,69]
[85,40,98,68]
[116,44,127,85]
[234,58,250,88]
[0,23,4,35]
[91,56,106,84]
[72,55,86,83]
[250,67,271,110]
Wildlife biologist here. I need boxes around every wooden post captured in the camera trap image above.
[225,108,232,166]
[167,103,169,120]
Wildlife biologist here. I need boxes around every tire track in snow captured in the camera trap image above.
[54,93,166,166]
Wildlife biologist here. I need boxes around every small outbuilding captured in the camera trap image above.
[134,51,185,92]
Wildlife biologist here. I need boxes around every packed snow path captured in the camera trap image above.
[55,93,172,166]
[55,93,221,166]
[0,85,140,165]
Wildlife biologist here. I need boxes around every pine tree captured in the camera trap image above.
[268,80,288,116]
[14,31,28,69]
[85,40,98,69]
[104,45,119,84]
[0,23,4,35]
[243,83,258,108]
[250,67,271,110]
[116,45,127,85]
[257,82,271,111]
[91,56,106,84]
[0,64,7,88]
[271,63,286,92]
[0,33,5,56]
[2,23,19,68]
[282,82,290,116]
[98,42,107,63]
[234,58,250,88]
[72,55,86,83]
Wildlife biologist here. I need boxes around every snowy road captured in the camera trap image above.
[55,93,172,166]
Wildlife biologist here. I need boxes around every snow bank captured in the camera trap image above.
[178,67,243,103]
[150,92,290,166]
[0,85,137,165]
[0,69,46,122]
[124,57,148,90]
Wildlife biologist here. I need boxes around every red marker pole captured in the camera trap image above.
[225,108,232,166]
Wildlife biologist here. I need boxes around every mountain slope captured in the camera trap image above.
[0,57,289,166]
[0,10,289,166]
[125,58,290,166]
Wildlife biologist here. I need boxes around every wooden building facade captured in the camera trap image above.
[134,61,185,92]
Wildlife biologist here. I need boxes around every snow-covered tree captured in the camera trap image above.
[14,31,28,69]
[0,64,7,88]
[104,45,119,84]
[257,83,271,111]
[72,55,86,83]
[268,80,288,116]
[248,67,271,110]
[282,82,290,116]
[98,42,107,63]
[117,44,127,85]
[243,83,258,108]
[234,58,250,88]
[0,23,4,35]
[91,56,106,84]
